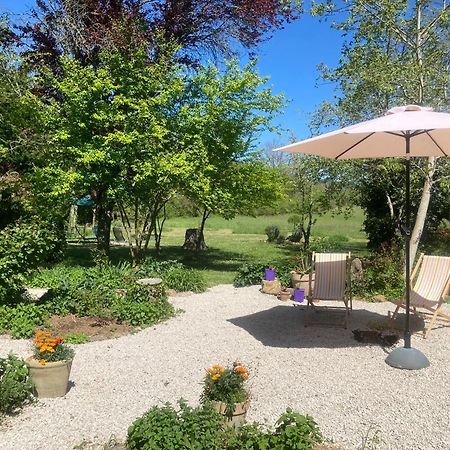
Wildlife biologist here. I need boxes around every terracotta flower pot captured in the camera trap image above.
[26,357,73,398]
[279,289,291,301]
[211,400,249,427]
[290,271,314,294]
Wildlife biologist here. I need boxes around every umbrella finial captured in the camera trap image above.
[386,105,433,115]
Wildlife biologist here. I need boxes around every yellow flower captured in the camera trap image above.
[211,374,221,381]
[39,359,46,365]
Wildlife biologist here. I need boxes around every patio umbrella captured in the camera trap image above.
[275,104,450,370]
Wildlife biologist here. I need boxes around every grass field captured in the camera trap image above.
[67,209,368,286]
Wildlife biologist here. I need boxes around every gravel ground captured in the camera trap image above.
[1,285,449,450]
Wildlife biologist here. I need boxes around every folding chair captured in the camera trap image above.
[390,254,450,338]
[305,252,352,328]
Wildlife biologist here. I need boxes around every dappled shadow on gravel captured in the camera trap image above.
[228,304,425,349]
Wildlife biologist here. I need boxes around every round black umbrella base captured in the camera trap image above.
[385,347,430,370]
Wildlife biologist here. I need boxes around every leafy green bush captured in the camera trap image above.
[127,402,323,450]
[271,409,322,449]
[136,258,184,278]
[233,263,292,288]
[111,286,175,327]
[227,409,321,450]
[265,226,280,243]
[0,221,64,305]
[0,303,48,338]
[0,354,33,416]
[233,263,266,287]
[127,400,224,450]
[353,248,403,300]
[163,267,207,293]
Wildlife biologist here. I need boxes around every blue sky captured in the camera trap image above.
[0,0,344,147]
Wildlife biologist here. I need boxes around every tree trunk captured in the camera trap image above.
[196,208,210,251]
[182,229,208,251]
[409,156,437,268]
[91,188,112,258]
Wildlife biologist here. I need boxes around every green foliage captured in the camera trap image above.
[265,226,280,243]
[0,303,48,338]
[63,332,90,344]
[127,400,224,450]
[353,249,404,300]
[233,263,266,287]
[163,267,207,293]
[0,354,33,416]
[127,402,322,450]
[0,221,65,305]
[137,259,206,292]
[271,409,322,449]
[111,287,175,327]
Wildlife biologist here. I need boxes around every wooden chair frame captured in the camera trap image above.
[305,252,352,329]
[390,253,450,338]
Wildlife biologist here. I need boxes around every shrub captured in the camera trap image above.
[271,408,322,449]
[0,303,48,339]
[136,258,184,278]
[111,287,175,327]
[163,267,207,293]
[127,402,323,450]
[0,354,33,416]
[265,225,280,243]
[353,247,403,300]
[127,400,224,450]
[233,263,266,287]
[0,221,65,305]
[233,262,292,288]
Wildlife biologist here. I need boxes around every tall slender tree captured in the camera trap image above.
[312,0,449,263]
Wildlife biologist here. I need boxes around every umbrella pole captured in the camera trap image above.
[385,134,429,370]
[404,140,411,349]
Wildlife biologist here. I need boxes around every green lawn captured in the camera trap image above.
[66,209,368,287]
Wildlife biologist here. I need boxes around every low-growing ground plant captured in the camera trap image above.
[111,286,175,327]
[127,400,224,450]
[126,401,323,450]
[0,354,33,417]
[163,267,207,293]
[63,332,90,344]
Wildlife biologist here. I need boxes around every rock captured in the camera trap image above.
[25,288,50,301]
[136,278,163,286]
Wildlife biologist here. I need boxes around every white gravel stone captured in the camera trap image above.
[0,285,449,450]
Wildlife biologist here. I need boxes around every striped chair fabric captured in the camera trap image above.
[312,252,349,300]
[410,255,450,308]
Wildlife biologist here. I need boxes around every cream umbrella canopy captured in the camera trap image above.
[275,105,450,370]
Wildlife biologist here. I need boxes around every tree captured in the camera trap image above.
[287,155,355,250]
[20,0,301,66]
[0,17,47,228]
[37,46,192,259]
[178,61,286,250]
[311,0,450,263]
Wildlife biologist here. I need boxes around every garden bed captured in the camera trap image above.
[48,315,131,342]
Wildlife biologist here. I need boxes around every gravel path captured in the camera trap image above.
[1,285,449,450]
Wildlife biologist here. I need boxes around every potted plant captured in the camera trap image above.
[26,330,75,398]
[289,255,313,292]
[201,362,250,427]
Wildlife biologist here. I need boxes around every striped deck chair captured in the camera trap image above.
[305,252,352,328]
[390,254,450,338]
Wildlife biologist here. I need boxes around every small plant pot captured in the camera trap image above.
[211,400,249,427]
[279,289,291,301]
[293,289,305,303]
[26,357,73,398]
[265,268,276,281]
